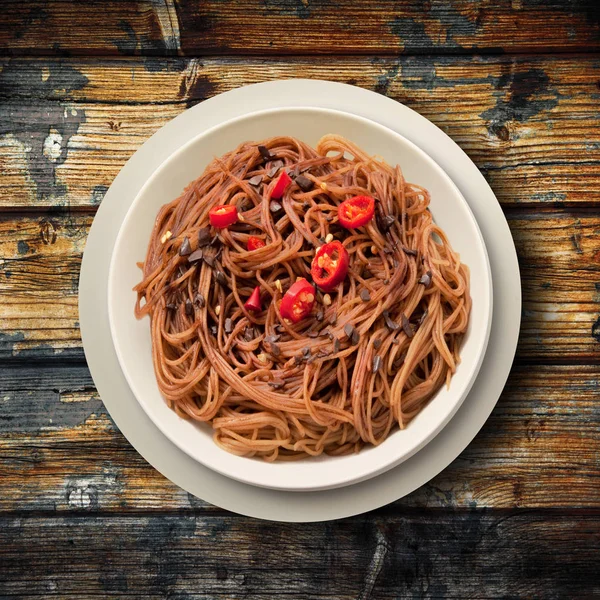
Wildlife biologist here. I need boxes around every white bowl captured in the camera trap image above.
[108,107,492,492]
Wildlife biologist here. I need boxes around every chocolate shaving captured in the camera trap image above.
[268,379,285,390]
[270,201,282,213]
[316,309,324,322]
[333,338,340,353]
[392,338,399,345]
[302,347,311,358]
[210,324,218,336]
[383,278,390,285]
[179,237,192,256]
[302,201,311,211]
[258,145,273,161]
[373,338,382,350]
[351,329,360,345]
[166,302,177,311]
[344,323,355,339]
[214,271,227,287]
[419,309,429,325]
[419,270,432,288]
[360,289,371,302]
[376,203,396,232]
[264,334,281,343]
[328,312,338,325]
[306,331,320,338]
[197,227,211,247]
[224,318,233,334]
[244,327,255,342]
[203,253,215,268]
[402,314,414,339]
[295,175,314,192]
[269,342,281,356]
[268,160,284,178]
[188,249,204,264]
[402,246,418,256]
[317,349,330,358]
[248,174,263,186]
[194,292,205,307]
[383,247,394,255]
[185,299,194,316]
[294,355,304,366]
[383,310,400,331]
[372,355,382,374]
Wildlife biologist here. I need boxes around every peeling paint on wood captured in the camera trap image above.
[1,56,598,208]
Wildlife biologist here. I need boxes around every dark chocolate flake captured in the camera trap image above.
[351,329,360,345]
[203,253,215,268]
[383,310,400,331]
[166,302,177,311]
[264,334,281,344]
[210,324,218,336]
[179,237,192,256]
[295,175,314,192]
[419,270,432,288]
[306,331,320,338]
[419,309,429,325]
[197,227,211,247]
[329,312,338,325]
[248,174,263,186]
[360,289,371,302]
[344,323,355,339]
[194,292,205,307]
[215,271,227,287]
[372,355,382,374]
[269,342,281,356]
[402,246,418,256]
[402,314,414,339]
[258,145,273,161]
[373,338,382,350]
[270,201,282,213]
[333,338,340,353]
[244,327,256,342]
[268,379,285,390]
[383,278,390,285]
[185,299,194,316]
[316,310,324,322]
[188,249,204,264]
[302,347,311,358]
[224,318,233,334]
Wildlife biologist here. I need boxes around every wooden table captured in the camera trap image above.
[1,1,599,597]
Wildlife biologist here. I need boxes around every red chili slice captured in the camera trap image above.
[209,205,238,228]
[247,236,266,251]
[337,195,375,229]
[280,279,315,323]
[271,171,292,199]
[244,286,262,312]
[311,241,349,292]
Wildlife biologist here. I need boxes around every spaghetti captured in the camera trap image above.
[134,135,471,460]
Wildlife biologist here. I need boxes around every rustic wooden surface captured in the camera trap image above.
[1,1,599,598]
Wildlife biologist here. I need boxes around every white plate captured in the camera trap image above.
[80,79,520,521]
[108,106,492,492]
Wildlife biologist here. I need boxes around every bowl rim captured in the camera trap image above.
[108,105,493,491]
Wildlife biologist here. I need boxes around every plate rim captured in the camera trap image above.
[80,78,520,522]
[107,104,493,492]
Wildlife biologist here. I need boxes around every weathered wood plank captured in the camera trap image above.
[1,56,599,208]
[2,211,600,361]
[1,0,599,56]
[0,364,598,512]
[0,511,598,598]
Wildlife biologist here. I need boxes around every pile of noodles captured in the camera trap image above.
[134,135,470,461]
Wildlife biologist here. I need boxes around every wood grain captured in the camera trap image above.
[1,56,599,209]
[1,0,599,56]
[1,363,598,513]
[2,211,600,361]
[0,511,598,598]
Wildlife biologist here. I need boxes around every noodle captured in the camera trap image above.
[134,135,471,461]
